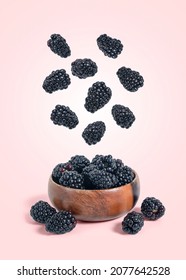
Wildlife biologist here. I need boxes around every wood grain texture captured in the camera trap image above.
[48,171,140,221]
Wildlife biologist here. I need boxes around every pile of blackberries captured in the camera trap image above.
[122,197,166,234]
[42,33,144,145]
[52,154,135,190]
[30,201,77,234]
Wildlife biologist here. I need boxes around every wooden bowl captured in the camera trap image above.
[48,171,140,222]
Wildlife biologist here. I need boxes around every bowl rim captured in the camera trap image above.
[49,169,139,192]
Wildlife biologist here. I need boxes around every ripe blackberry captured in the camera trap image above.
[45,211,77,234]
[52,162,74,184]
[107,172,119,188]
[30,201,57,224]
[122,211,144,234]
[42,69,71,93]
[82,121,106,145]
[84,81,112,113]
[59,171,84,189]
[50,105,79,129]
[71,58,98,79]
[97,34,123,58]
[88,169,114,189]
[141,197,165,220]
[91,154,117,173]
[112,104,135,129]
[47,34,71,58]
[70,155,90,173]
[115,158,124,169]
[115,165,135,186]
[82,164,98,189]
[117,66,144,92]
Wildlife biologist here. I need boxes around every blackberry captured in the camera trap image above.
[88,169,114,189]
[45,211,76,234]
[115,165,135,186]
[70,155,90,173]
[42,69,71,93]
[122,211,144,234]
[112,104,135,129]
[115,158,124,169]
[52,162,74,184]
[47,34,71,58]
[91,154,117,173]
[107,172,119,188]
[82,164,98,189]
[91,154,103,165]
[59,171,84,189]
[50,105,79,129]
[84,82,112,113]
[141,197,165,220]
[30,201,57,224]
[97,34,123,58]
[82,121,106,145]
[71,58,98,79]
[117,66,144,92]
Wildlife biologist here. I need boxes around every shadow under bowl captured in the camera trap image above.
[48,171,140,222]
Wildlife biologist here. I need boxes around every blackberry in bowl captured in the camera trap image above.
[48,155,140,221]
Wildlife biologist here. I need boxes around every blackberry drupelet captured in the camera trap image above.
[70,155,90,173]
[52,162,74,184]
[84,81,112,113]
[45,211,77,234]
[112,104,135,128]
[122,211,144,234]
[141,197,165,220]
[115,165,135,186]
[30,201,57,224]
[42,69,71,93]
[88,169,114,189]
[47,34,71,58]
[116,66,144,92]
[97,34,123,58]
[82,121,106,145]
[50,105,79,129]
[71,58,98,79]
[59,171,84,189]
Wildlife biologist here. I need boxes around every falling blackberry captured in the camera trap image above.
[117,66,144,92]
[45,211,77,234]
[30,201,57,224]
[47,34,71,58]
[52,162,74,184]
[59,171,84,189]
[42,69,71,93]
[50,105,79,129]
[112,104,135,129]
[115,165,135,186]
[122,211,144,234]
[70,155,90,173]
[71,58,98,79]
[97,34,123,58]
[82,121,106,145]
[141,197,165,220]
[84,81,112,113]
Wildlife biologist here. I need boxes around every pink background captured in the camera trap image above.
[0,0,186,259]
